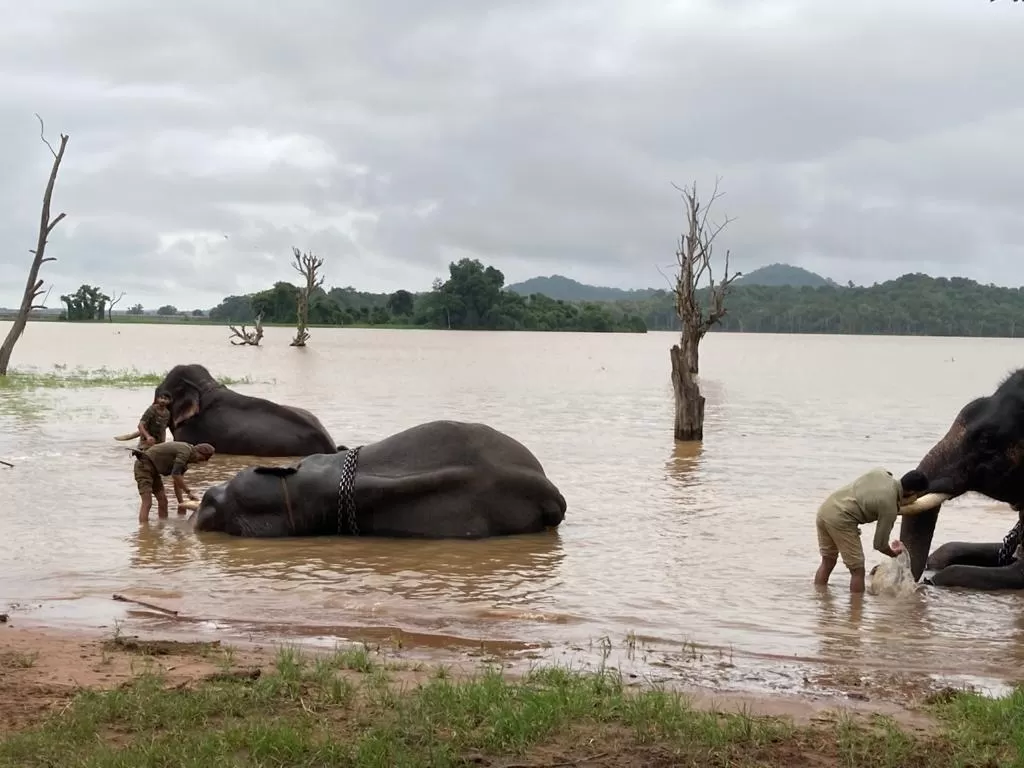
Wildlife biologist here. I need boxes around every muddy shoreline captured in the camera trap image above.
[0,601,980,738]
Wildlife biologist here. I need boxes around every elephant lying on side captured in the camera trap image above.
[191,420,568,539]
[116,363,342,457]
[898,368,1024,590]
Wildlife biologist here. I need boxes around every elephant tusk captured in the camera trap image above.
[114,431,140,441]
[900,492,952,515]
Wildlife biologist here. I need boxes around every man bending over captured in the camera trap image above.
[814,467,929,593]
[133,440,215,523]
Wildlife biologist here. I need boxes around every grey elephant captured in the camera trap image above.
[898,368,1024,589]
[116,363,341,457]
[191,420,567,539]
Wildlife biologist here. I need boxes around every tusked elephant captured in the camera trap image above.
[898,368,1024,590]
[116,363,342,457]
[191,420,567,539]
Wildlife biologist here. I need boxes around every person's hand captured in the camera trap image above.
[890,540,904,555]
[144,436,155,446]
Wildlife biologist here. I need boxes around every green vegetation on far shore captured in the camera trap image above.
[1,644,1021,767]
[8,261,1024,338]
[0,365,253,390]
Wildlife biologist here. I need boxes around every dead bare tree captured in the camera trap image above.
[107,290,126,322]
[228,310,265,346]
[668,178,741,442]
[0,115,68,376]
[289,247,325,347]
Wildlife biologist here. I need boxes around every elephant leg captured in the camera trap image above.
[926,542,1003,570]
[929,560,1024,590]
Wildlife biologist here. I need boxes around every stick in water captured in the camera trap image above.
[112,593,179,616]
[0,460,13,468]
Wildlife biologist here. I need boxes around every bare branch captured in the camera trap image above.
[107,290,126,321]
[0,118,69,375]
[46,212,66,234]
[35,113,56,158]
[30,285,53,312]
[228,310,264,346]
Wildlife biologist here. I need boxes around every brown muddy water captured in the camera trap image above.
[2,322,1023,699]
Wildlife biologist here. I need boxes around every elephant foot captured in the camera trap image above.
[929,561,1024,590]
[926,541,1003,570]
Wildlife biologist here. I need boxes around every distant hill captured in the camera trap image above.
[506,275,659,302]
[733,263,840,288]
[507,263,838,301]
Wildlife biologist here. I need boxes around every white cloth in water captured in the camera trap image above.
[866,550,919,597]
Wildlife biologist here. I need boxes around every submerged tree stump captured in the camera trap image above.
[668,178,739,443]
[670,343,706,442]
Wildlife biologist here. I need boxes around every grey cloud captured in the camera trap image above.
[2,0,1023,310]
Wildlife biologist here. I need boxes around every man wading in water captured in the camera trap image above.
[814,467,930,593]
[133,441,215,523]
[136,390,172,449]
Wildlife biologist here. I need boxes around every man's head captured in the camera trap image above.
[899,469,929,503]
[191,443,216,464]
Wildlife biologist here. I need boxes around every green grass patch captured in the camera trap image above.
[0,364,253,390]
[2,645,1020,767]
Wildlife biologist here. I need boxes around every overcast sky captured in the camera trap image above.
[1,1,1022,310]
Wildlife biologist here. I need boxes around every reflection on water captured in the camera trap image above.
[3,323,1024,690]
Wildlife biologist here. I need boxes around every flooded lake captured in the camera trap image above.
[2,322,1023,696]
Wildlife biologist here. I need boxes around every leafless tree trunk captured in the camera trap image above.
[669,178,740,442]
[228,311,264,346]
[0,115,68,376]
[107,290,126,322]
[289,247,325,347]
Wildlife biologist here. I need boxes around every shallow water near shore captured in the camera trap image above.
[2,322,1023,698]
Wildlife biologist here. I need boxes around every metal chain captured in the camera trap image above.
[337,446,362,536]
[996,511,1024,566]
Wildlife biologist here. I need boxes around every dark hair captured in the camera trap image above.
[900,470,929,494]
[156,390,171,400]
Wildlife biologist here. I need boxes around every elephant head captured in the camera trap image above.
[155,363,222,431]
[152,362,341,457]
[899,369,1024,580]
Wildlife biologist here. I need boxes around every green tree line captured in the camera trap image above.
[209,258,649,333]
[626,274,1024,337]
[51,266,1024,338]
[209,267,1024,338]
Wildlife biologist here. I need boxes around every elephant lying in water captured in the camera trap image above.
[191,420,567,538]
[116,363,342,457]
[898,368,1024,590]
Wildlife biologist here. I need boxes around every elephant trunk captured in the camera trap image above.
[899,507,941,580]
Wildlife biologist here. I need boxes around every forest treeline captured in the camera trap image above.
[47,259,1024,338]
[207,264,1024,338]
[210,258,650,333]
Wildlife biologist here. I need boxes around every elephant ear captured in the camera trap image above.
[253,465,299,477]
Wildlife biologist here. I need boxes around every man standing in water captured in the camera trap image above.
[136,390,172,449]
[133,440,215,523]
[814,467,930,593]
